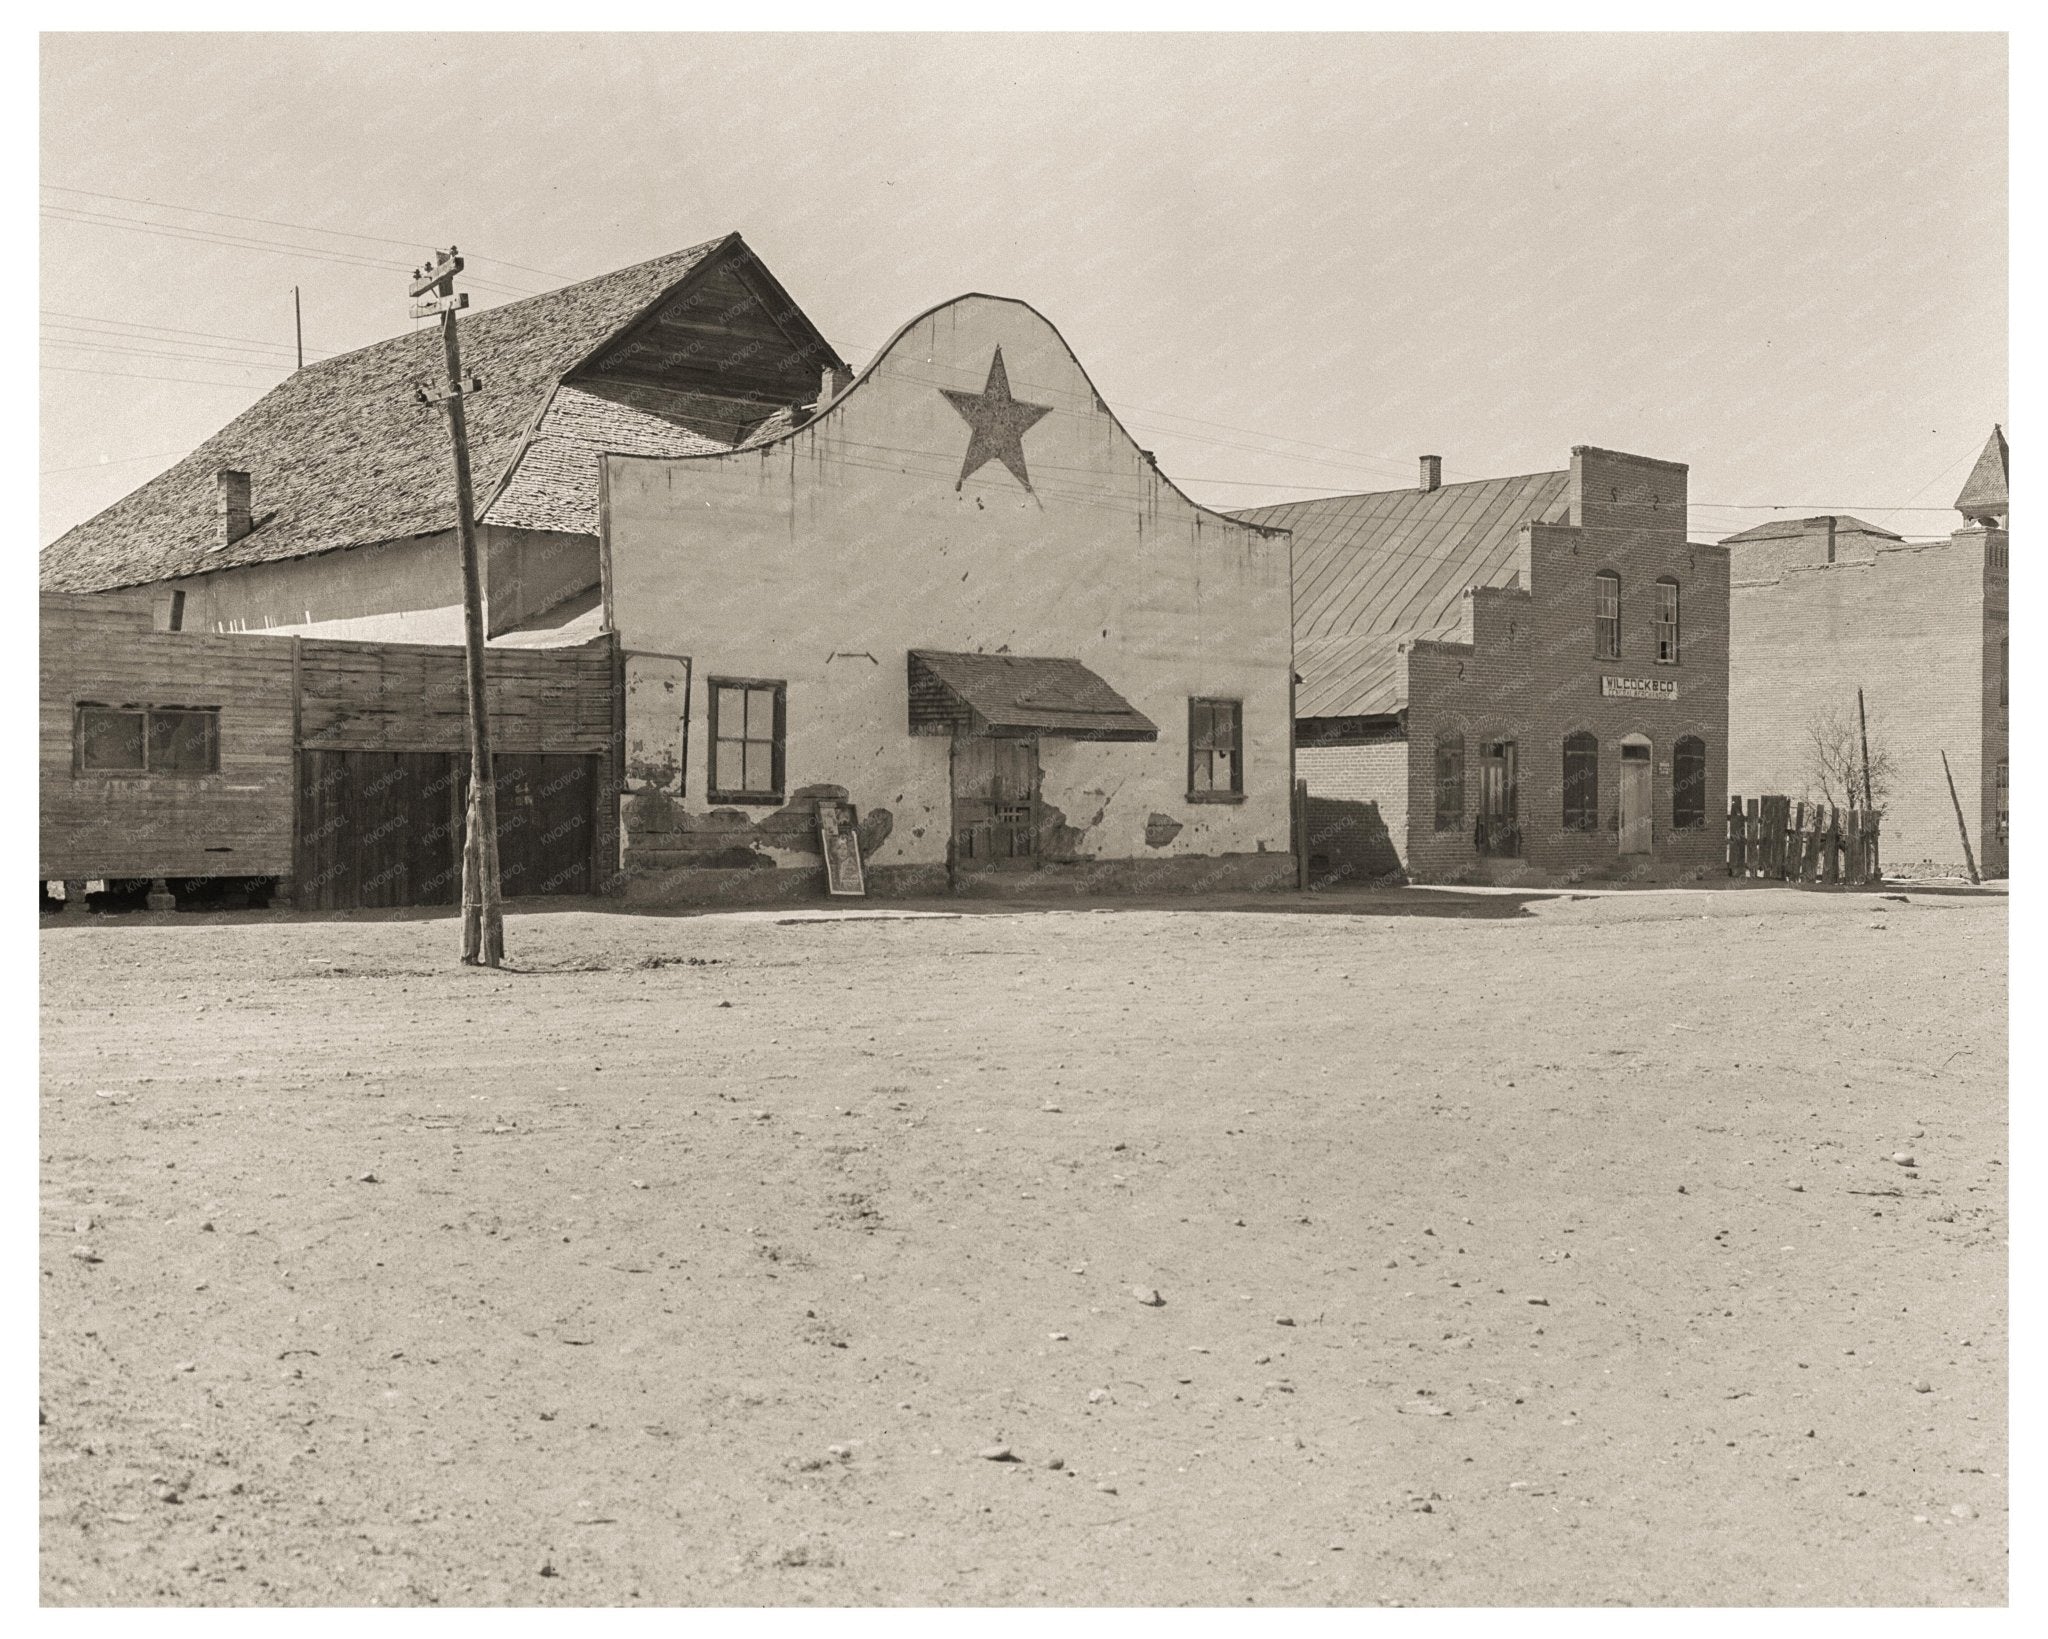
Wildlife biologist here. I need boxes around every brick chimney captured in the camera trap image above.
[1824,515,1837,564]
[1419,455,1442,493]
[818,365,853,406]
[216,469,252,547]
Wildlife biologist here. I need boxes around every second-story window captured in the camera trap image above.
[1595,571,1620,659]
[1654,578,1681,665]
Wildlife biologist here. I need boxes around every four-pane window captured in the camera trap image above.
[1187,698,1243,797]
[75,705,219,776]
[708,678,785,802]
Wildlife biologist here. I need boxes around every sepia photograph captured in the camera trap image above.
[32,19,2014,1614]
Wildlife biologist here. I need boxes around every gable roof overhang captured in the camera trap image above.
[39,234,843,595]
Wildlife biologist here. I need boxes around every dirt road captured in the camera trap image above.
[39,888,2006,1605]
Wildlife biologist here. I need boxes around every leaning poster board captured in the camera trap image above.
[817,800,867,897]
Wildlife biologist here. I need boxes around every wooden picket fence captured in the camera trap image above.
[1727,794,1882,884]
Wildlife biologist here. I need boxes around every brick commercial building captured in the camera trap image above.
[1725,427,2009,879]
[1236,447,1730,884]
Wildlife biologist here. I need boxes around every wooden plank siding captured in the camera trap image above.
[296,638,615,755]
[40,595,299,881]
[41,594,619,897]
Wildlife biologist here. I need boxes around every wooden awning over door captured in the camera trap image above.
[908,650,1159,742]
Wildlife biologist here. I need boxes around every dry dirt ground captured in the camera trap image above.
[39,887,2006,1607]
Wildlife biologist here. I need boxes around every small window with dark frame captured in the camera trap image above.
[1594,571,1621,659]
[74,704,219,776]
[708,678,785,803]
[1673,735,1708,830]
[1562,731,1599,831]
[1433,732,1465,831]
[1654,577,1681,665]
[1187,698,1243,798]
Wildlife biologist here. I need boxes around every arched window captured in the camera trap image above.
[1433,733,1465,832]
[1654,577,1681,665]
[1594,571,1621,659]
[1673,735,1708,830]
[1562,732,1599,831]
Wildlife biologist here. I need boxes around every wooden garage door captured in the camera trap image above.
[297,750,596,909]
[484,753,596,899]
[297,749,464,911]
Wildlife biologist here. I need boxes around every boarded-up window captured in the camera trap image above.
[1654,578,1681,665]
[708,678,784,802]
[1433,733,1464,831]
[75,704,218,775]
[1595,571,1621,659]
[1188,698,1243,797]
[1562,731,1599,831]
[77,706,147,772]
[148,709,219,773]
[1672,735,1708,830]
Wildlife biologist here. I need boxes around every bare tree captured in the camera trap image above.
[1804,700,1896,813]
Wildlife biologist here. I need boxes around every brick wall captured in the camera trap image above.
[1298,741,1407,881]
[1729,526,1997,877]
[1980,530,2008,879]
[1402,447,1731,883]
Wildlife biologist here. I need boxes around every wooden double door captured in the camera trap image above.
[951,736,1040,868]
[296,749,598,909]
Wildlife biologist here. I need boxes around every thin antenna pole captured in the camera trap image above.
[293,286,303,371]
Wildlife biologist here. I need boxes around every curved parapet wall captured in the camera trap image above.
[603,293,1296,899]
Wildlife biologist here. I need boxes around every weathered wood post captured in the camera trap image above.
[1294,778,1310,891]
[1727,795,1743,877]
[409,247,504,966]
[1941,750,1980,885]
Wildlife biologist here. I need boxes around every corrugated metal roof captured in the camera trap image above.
[1293,631,1429,719]
[1234,471,1570,719]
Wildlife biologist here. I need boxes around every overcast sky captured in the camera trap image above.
[40,31,2006,547]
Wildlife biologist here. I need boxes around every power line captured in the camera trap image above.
[42,325,310,364]
[41,309,336,358]
[41,449,194,478]
[41,182,576,284]
[41,206,548,301]
[43,363,273,389]
[42,337,293,372]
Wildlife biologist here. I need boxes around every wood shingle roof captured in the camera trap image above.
[40,235,835,594]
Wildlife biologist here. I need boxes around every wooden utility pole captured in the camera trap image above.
[410,247,504,965]
[292,286,304,371]
[1856,688,1875,810]
[1940,749,1981,886]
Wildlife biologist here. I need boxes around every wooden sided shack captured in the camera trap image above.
[40,593,618,910]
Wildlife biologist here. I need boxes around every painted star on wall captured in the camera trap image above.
[940,346,1053,493]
